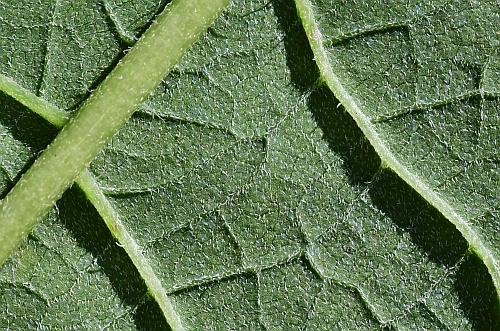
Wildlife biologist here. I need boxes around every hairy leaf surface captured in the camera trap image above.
[294,0,500,291]
[0,0,498,330]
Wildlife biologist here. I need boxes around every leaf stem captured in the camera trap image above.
[0,0,230,266]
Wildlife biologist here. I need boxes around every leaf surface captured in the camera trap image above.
[0,0,498,330]
[294,0,499,292]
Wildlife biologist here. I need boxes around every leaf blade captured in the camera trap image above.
[1,0,498,329]
[294,0,500,296]
[0,0,230,268]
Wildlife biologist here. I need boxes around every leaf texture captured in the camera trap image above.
[0,95,169,330]
[0,0,498,330]
[294,0,499,293]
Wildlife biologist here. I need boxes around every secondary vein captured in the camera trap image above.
[0,74,69,127]
[77,170,185,331]
[0,64,184,331]
[293,0,499,297]
[0,0,230,328]
[0,0,229,265]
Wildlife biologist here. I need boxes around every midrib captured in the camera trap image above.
[0,0,231,329]
[2,0,497,325]
[293,0,499,297]
[0,73,183,330]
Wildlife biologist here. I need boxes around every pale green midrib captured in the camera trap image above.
[1,0,231,329]
[0,74,184,331]
[0,0,230,267]
[293,0,500,296]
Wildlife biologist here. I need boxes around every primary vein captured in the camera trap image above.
[0,75,183,329]
[0,0,229,315]
[0,0,229,330]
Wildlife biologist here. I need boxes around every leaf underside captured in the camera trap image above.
[295,0,499,292]
[0,0,498,330]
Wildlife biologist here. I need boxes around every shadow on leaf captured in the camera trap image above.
[57,187,171,330]
[0,92,170,330]
[0,92,58,198]
[273,0,499,328]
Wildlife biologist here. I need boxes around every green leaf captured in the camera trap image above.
[0,0,498,330]
[294,0,499,294]
[0,0,229,271]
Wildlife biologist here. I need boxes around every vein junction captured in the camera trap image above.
[0,0,230,329]
[0,73,183,330]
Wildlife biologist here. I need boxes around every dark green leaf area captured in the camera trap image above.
[0,0,498,330]
[308,0,499,271]
[0,92,58,197]
[0,103,167,329]
[0,184,169,330]
[87,1,498,329]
